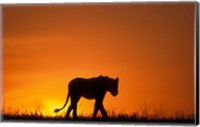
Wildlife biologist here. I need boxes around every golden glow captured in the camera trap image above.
[3,3,195,117]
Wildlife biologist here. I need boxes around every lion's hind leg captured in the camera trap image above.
[65,105,72,119]
[71,95,80,119]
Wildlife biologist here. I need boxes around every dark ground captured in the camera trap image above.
[2,113,195,125]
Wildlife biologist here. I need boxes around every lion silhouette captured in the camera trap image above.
[54,75,119,119]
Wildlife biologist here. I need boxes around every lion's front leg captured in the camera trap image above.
[92,101,100,119]
[99,104,108,119]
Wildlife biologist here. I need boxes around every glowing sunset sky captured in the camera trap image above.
[2,3,196,117]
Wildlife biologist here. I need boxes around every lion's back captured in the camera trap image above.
[68,77,105,98]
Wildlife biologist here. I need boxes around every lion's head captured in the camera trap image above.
[101,76,119,96]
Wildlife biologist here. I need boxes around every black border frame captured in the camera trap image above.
[195,1,199,125]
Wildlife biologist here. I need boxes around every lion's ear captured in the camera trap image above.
[116,77,119,82]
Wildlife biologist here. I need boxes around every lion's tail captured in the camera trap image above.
[54,91,70,113]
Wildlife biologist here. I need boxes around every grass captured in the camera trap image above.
[1,106,195,124]
[2,113,194,124]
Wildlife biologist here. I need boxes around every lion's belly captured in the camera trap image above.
[80,90,97,99]
[69,78,104,99]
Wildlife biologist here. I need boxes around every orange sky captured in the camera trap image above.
[2,3,196,117]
